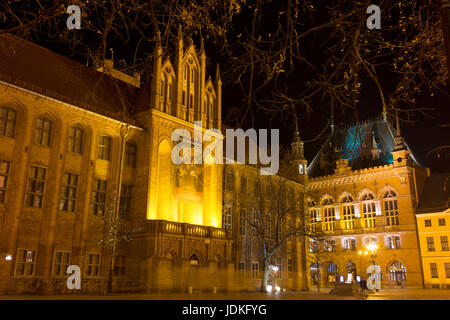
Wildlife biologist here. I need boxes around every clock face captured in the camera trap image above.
[299,164,304,174]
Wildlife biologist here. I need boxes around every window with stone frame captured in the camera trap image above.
[119,184,133,220]
[222,206,232,231]
[25,166,46,208]
[124,142,137,167]
[34,117,52,146]
[59,173,78,212]
[85,253,101,277]
[53,251,71,277]
[427,237,435,252]
[0,160,10,203]
[98,136,111,161]
[68,126,83,154]
[441,236,449,251]
[361,193,376,228]
[341,196,355,230]
[239,207,247,235]
[384,190,399,226]
[114,255,126,276]
[0,107,17,137]
[91,179,108,216]
[430,263,438,278]
[288,258,294,280]
[252,262,259,279]
[15,249,36,276]
[322,200,335,232]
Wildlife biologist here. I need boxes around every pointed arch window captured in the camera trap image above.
[34,117,52,146]
[384,190,399,226]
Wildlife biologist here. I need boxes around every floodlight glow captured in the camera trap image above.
[266,285,273,292]
[274,286,281,292]
[5,255,12,261]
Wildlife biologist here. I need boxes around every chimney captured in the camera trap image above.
[97,59,141,88]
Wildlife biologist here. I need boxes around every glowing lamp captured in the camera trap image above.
[274,286,281,292]
[266,285,273,293]
[5,255,12,261]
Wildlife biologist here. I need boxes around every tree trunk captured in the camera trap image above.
[261,258,270,292]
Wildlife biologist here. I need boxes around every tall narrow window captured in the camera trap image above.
[223,206,232,231]
[53,252,71,277]
[0,160,10,203]
[430,263,438,278]
[68,127,83,154]
[427,237,435,252]
[124,142,137,167]
[238,261,246,277]
[91,179,107,216]
[26,166,46,208]
[119,184,133,220]
[288,259,294,280]
[114,255,126,276]
[276,258,282,279]
[240,177,247,194]
[322,198,335,231]
[252,262,259,279]
[34,117,52,146]
[98,136,111,160]
[0,107,17,137]
[384,190,399,226]
[342,196,355,230]
[240,208,247,235]
[15,249,36,276]
[441,236,449,251]
[445,263,450,278]
[361,193,376,228]
[287,219,292,242]
[85,254,100,277]
[59,173,78,212]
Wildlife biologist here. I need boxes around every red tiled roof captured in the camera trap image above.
[0,33,145,127]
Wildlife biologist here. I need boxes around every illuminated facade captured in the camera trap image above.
[0,32,439,295]
[305,119,428,289]
[416,174,450,289]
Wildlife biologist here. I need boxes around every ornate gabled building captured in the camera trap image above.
[305,116,429,288]
[0,31,439,296]
[0,31,234,295]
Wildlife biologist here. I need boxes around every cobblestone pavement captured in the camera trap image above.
[2,288,450,300]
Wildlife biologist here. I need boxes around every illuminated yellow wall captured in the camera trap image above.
[417,209,450,288]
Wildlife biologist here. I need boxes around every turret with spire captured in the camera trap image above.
[391,107,410,167]
[289,111,308,183]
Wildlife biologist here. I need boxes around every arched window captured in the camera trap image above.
[0,107,17,137]
[341,196,355,230]
[384,190,399,226]
[361,192,376,228]
[34,117,52,146]
[321,197,335,231]
[190,254,200,266]
[389,261,406,282]
[68,127,83,154]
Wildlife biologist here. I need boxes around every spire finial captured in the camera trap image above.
[216,63,221,81]
[293,109,300,141]
[200,33,205,53]
[395,107,401,137]
[330,115,335,134]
